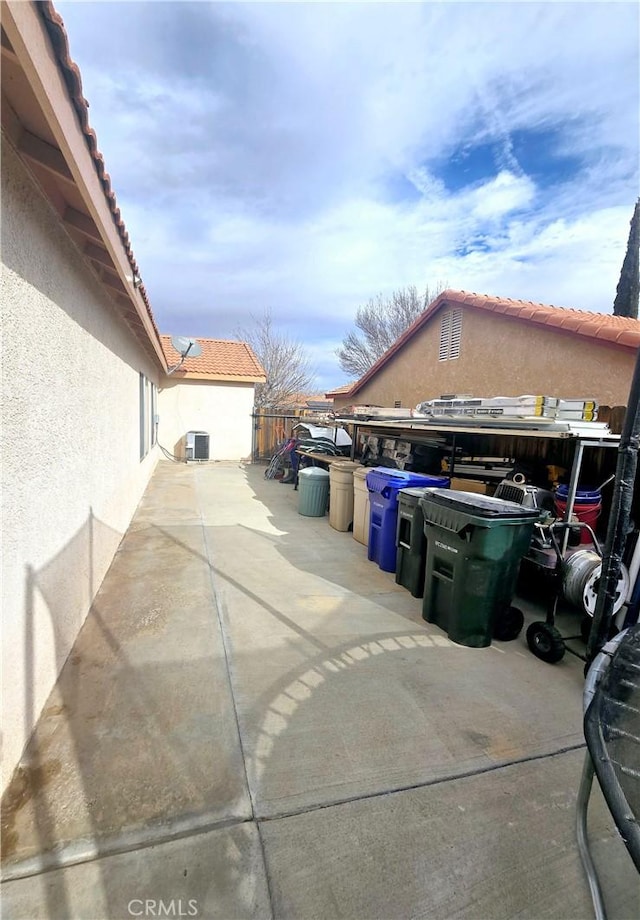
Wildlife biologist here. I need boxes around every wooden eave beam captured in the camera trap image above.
[1,27,17,60]
[1,2,167,371]
[63,205,102,243]
[1,92,23,143]
[99,271,127,294]
[18,127,74,182]
[84,241,117,271]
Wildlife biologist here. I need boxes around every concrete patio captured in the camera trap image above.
[2,460,638,919]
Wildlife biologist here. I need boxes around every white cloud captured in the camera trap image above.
[55,1,639,389]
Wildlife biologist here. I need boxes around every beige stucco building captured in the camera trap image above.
[328,291,639,412]
[1,2,264,792]
[158,337,264,461]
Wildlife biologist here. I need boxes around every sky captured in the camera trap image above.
[55,0,639,392]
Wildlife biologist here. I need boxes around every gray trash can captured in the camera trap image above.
[298,467,330,517]
[395,487,434,597]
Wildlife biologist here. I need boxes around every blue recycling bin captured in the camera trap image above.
[366,468,450,572]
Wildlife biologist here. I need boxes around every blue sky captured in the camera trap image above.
[56,1,639,392]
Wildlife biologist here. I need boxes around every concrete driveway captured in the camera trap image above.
[2,461,637,919]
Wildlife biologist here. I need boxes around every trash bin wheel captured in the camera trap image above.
[493,606,524,641]
[526,621,565,663]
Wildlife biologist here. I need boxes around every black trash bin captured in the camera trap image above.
[420,489,541,648]
[395,487,436,597]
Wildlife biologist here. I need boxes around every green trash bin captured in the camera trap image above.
[298,467,330,517]
[420,489,541,648]
[395,487,436,597]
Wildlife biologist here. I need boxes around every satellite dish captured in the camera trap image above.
[166,336,202,375]
[171,335,202,358]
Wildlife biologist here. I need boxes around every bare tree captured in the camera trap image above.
[236,308,316,409]
[613,199,639,319]
[336,283,446,378]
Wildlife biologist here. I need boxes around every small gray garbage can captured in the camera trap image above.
[298,467,330,517]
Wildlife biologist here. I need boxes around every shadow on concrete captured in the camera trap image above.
[1,502,249,919]
[2,509,121,916]
[1,462,630,919]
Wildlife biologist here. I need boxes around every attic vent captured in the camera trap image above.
[439,309,463,361]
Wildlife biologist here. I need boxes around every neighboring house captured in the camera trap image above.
[325,383,358,413]
[281,393,333,416]
[0,2,263,792]
[329,290,639,411]
[302,396,332,416]
[159,336,266,461]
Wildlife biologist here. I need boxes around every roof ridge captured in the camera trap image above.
[160,334,255,346]
[447,289,638,323]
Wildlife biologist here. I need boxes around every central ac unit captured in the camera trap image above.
[185,430,210,461]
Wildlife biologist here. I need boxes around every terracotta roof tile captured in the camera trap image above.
[160,336,266,381]
[616,329,640,347]
[325,383,357,398]
[348,289,640,398]
[38,2,159,341]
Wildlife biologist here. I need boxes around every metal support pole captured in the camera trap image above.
[562,441,584,556]
[587,346,640,663]
[576,754,607,920]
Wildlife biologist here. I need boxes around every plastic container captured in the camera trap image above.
[557,485,602,503]
[298,467,330,517]
[555,486,602,544]
[420,489,541,647]
[366,468,450,572]
[329,461,361,532]
[353,467,371,546]
[395,487,437,597]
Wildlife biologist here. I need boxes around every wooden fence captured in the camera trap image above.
[251,411,302,462]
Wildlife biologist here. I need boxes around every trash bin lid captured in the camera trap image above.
[399,486,440,502]
[331,461,361,472]
[299,466,330,480]
[366,468,448,495]
[420,488,540,520]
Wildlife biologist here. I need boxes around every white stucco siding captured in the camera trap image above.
[1,138,161,791]
[158,379,255,461]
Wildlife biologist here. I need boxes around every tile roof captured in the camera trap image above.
[160,336,266,381]
[282,393,332,407]
[325,383,358,397]
[348,289,640,398]
[38,1,159,341]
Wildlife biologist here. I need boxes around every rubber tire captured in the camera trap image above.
[526,621,566,663]
[493,606,525,641]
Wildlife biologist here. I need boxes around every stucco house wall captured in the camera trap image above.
[1,139,161,789]
[158,379,256,461]
[349,306,634,409]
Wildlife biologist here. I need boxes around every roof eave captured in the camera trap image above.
[2,1,168,371]
[168,372,266,383]
[347,290,639,396]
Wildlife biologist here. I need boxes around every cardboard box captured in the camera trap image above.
[450,477,492,495]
